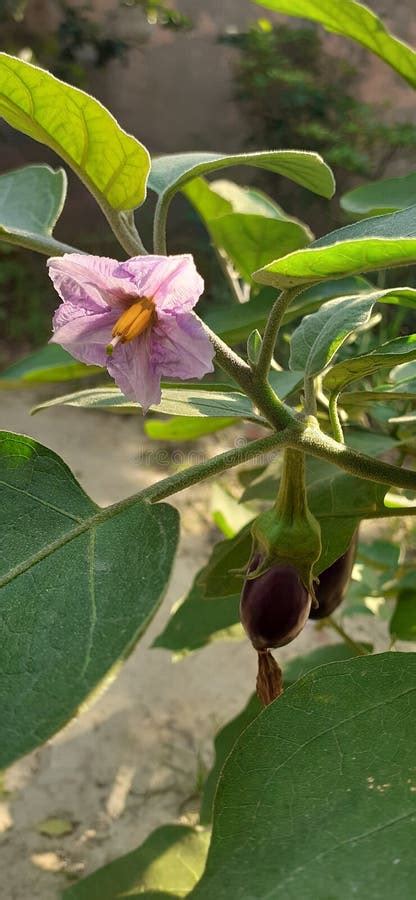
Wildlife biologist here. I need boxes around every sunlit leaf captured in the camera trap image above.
[254,206,416,287]
[290,290,416,376]
[323,334,416,394]
[0,53,150,210]
[64,824,209,899]
[0,344,100,387]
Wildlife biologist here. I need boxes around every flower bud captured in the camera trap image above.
[310,532,358,620]
[240,559,312,650]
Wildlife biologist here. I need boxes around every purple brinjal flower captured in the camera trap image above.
[47,253,215,412]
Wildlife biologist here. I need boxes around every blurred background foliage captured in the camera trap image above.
[0,1,415,358]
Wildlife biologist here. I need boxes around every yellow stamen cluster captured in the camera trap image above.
[107,298,155,354]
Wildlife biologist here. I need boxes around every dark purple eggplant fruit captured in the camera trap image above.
[310,532,358,620]
[240,560,311,651]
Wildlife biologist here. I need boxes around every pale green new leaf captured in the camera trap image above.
[64,824,209,899]
[209,213,310,282]
[323,334,416,394]
[0,53,150,211]
[253,0,416,88]
[149,150,335,203]
[191,653,416,899]
[341,173,416,217]
[144,416,236,441]
[32,386,266,423]
[0,432,179,768]
[254,205,416,287]
[290,289,416,376]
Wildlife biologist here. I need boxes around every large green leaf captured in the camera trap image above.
[149,150,335,204]
[324,334,416,394]
[184,177,312,282]
[209,214,310,283]
[191,653,416,899]
[200,643,371,824]
[64,824,209,900]
[254,205,416,287]
[254,0,416,88]
[0,344,100,387]
[341,173,416,217]
[0,432,178,768]
[33,386,266,423]
[289,289,416,376]
[0,53,150,211]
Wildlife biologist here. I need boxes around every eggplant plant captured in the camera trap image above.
[1,1,416,896]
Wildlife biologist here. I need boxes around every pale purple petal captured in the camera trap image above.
[48,253,135,312]
[116,254,204,312]
[107,332,162,412]
[151,312,215,380]
[51,307,118,367]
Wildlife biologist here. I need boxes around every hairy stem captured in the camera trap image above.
[255,286,302,382]
[153,195,169,255]
[104,207,148,256]
[303,375,317,417]
[135,430,292,503]
[328,392,344,443]
[290,422,416,493]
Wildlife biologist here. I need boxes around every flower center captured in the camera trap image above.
[107,298,155,354]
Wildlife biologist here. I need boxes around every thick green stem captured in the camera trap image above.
[103,207,148,256]
[290,422,416,493]
[153,194,169,255]
[303,376,317,417]
[0,233,79,257]
[328,392,344,443]
[127,429,292,504]
[275,448,308,519]
[255,286,303,382]
[199,320,298,432]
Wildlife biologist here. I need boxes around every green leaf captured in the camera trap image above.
[63,824,209,900]
[184,176,312,282]
[144,416,236,441]
[0,344,100,387]
[149,150,335,204]
[202,294,276,346]
[281,276,372,325]
[0,163,65,235]
[0,432,178,768]
[191,653,416,900]
[323,333,416,394]
[254,205,416,287]
[341,173,416,217]
[210,213,311,283]
[152,581,243,658]
[0,53,150,211]
[290,289,416,376]
[340,389,416,409]
[32,386,266,423]
[253,0,416,88]
[200,643,371,824]
[210,484,254,538]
